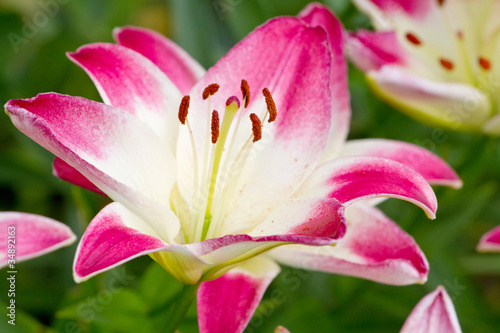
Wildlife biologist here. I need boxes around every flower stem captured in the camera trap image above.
[162,282,200,333]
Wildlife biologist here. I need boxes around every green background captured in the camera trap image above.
[0,0,499,332]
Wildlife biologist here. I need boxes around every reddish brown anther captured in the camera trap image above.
[405,33,422,46]
[241,79,251,108]
[178,95,190,125]
[203,83,220,100]
[479,57,491,70]
[439,58,454,70]
[249,113,262,143]
[262,88,277,123]
[437,0,445,6]
[211,110,220,144]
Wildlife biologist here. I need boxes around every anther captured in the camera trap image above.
[249,113,262,142]
[437,0,445,6]
[405,33,422,46]
[203,83,220,100]
[211,110,220,144]
[241,79,251,108]
[178,95,190,125]
[439,58,454,70]
[262,88,277,123]
[479,57,491,70]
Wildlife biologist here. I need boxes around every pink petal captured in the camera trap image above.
[73,202,204,283]
[340,139,462,188]
[477,225,500,252]
[346,30,408,72]
[5,93,179,242]
[53,157,105,195]
[198,257,280,333]
[246,198,346,240]
[113,26,205,94]
[401,286,462,333]
[298,3,351,161]
[74,202,339,284]
[298,156,437,219]
[0,212,76,268]
[180,17,335,232]
[270,204,429,285]
[68,43,182,152]
[353,0,433,20]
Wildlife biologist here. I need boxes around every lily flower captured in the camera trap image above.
[401,286,462,333]
[4,3,461,332]
[0,212,76,268]
[348,0,500,134]
[477,225,500,252]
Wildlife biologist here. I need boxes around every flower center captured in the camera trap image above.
[177,80,277,243]
[401,0,500,110]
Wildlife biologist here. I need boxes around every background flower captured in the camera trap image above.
[0,212,76,268]
[348,0,500,134]
[401,285,461,333]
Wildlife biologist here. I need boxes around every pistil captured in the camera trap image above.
[202,97,240,240]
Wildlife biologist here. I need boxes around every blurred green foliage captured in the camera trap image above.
[1,0,500,332]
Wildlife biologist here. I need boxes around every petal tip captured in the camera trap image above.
[417,276,428,285]
[72,272,86,284]
[112,26,124,37]
[476,242,500,253]
[448,178,464,189]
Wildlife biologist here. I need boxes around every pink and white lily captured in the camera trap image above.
[401,286,462,333]
[348,0,500,134]
[4,3,461,332]
[0,212,76,268]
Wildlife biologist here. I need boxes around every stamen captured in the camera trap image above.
[262,88,277,123]
[456,30,463,39]
[178,95,190,124]
[202,83,220,100]
[241,79,251,108]
[439,58,454,70]
[211,110,220,144]
[405,33,422,46]
[479,57,491,70]
[437,0,445,6]
[250,113,262,142]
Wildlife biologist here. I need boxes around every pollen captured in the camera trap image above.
[203,83,220,100]
[262,88,277,123]
[405,33,422,46]
[241,79,250,108]
[439,58,454,70]
[249,113,262,142]
[211,110,220,144]
[479,57,491,70]
[178,95,190,125]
